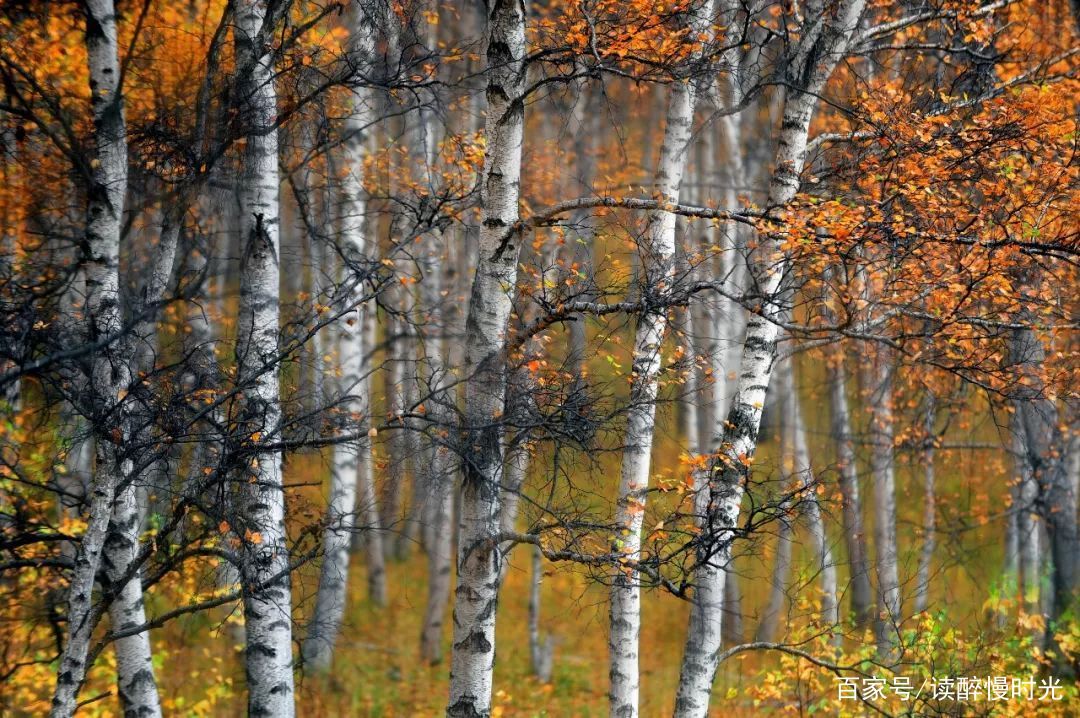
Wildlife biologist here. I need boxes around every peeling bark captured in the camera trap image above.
[447,0,528,713]
[232,1,295,712]
[609,5,717,716]
[673,3,866,713]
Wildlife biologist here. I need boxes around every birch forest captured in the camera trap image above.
[1,0,1079,715]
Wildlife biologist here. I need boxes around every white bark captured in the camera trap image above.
[673,92,815,717]
[758,352,799,645]
[102,215,179,718]
[757,353,838,638]
[673,4,866,714]
[913,400,937,615]
[447,0,527,713]
[356,292,387,605]
[51,3,157,715]
[714,101,748,650]
[712,115,748,426]
[419,230,455,665]
[383,314,412,548]
[528,544,553,682]
[232,2,295,713]
[0,112,20,410]
[303,0,386,672]
[102,486,161,718]
[789,363,839,629]
[1010,326,1075,625]
[609,6,716,717]
[498,439,530,583]
[1015,425,1042,613]
[404,3,456,662]
[826,350,874,626]
[420,431,455,664]
[756,510,793,643]
[864,349,901,648]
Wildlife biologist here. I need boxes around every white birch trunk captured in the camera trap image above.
[498,440,530,583]
[232,2,295,713]
[102,487,161,717]
[789,364,839,629]
[400,13,447,558]
[609,7,716,716]
[104,202,184,717]
[304,1,386,669]
[357,291,387,605]
[383,314,412,548]
[826,351,874,626]
[1015,424,1042,614]
[913,400,937,615]
[420,430,455,664]
[102,222,178,718]
[1010,326,1075,625]
[447,0,527,713]
[528,544,553,682]
[715,111,748,649]
[673,3,866,712]
[757,352,838,638]
[756,515,793,642]
[713,114,748,425]
[673,91,817,718]
[758,353,799,645]
[51,3,156,715]
[864,349,901,647]
[0,112,19,410]
[419,230,455,665]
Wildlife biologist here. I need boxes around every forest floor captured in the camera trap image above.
[162,417,1000,717]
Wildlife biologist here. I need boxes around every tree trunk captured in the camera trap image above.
[864,347,901,649]
[419,227,455,665]
[673,92,817,718]
[673,5,866,712]
[0,110,20,410]
[528,544,553,683]
[755,350,837,640]
[51,3,155,715]
[789,360,839,629]
[755,517,793,643]
[757,359,796,644]
[384,317,411,550]
[826,352,874,627]
[102,211,180,718]
[1010,326,1075,628]
[447,0,528,713]
[232,2,295,712]
[420,429,455,664]
[913,399,937,615]
[609,7,716,716]
[304,1,386,669]
[498,439,530,583]
[1015,422,1043,614]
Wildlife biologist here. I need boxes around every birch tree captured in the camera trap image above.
[303,0,387,671]
[418,234,456,664]
[232,0,294,712]
[863,344,901,648]
[0,0,1075,714]
[447,0,527,713]
[826,342,874,626]
[673,3,867,714]
[50,3,160,714]
[608,4,717,715]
